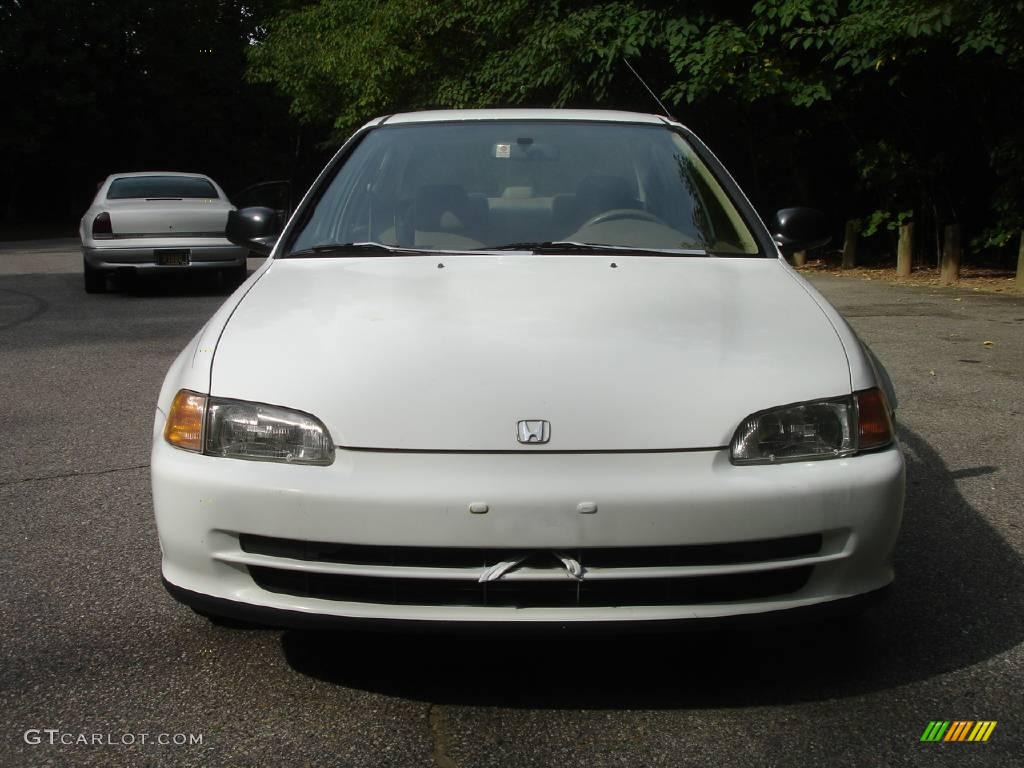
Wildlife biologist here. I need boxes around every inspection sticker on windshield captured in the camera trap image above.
[494,143,511,159]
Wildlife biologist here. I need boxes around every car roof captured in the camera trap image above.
[373,108,676,127]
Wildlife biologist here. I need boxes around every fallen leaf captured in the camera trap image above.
[983,341,994,347]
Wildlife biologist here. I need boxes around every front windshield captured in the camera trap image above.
[287,121,760,255]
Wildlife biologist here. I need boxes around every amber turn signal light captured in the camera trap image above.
[856,387,893,450]
[164,390,207,452]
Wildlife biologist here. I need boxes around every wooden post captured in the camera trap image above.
[792,249,807,267]
[841,220,858,269]
[896,222,913,278]
[1017,231,1024,292]
[940,223,962,285]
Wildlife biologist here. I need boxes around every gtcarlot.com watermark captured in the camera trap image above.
[24,729,203,747]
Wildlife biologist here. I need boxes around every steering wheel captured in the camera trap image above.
[579,208,668,229]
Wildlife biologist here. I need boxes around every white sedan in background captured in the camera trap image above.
[79,172,249,293]
[152,109,904,631]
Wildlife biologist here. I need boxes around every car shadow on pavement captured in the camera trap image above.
[279,426,1023,708]
[113,270,248,297]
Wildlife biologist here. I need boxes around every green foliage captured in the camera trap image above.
[5,0,1020,248]
[862,209,913,238]
[248,0,1022,255]
[246,1,669,130]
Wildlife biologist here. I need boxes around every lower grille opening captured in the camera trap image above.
[248,565,812,608]
[239,533,823,569]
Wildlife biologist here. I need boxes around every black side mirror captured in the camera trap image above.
[226,207,282,256]
[771,207,831,254]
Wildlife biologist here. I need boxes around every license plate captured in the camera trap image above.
[155,249,190,266]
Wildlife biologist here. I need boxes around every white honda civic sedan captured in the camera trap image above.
[151,109,904,630]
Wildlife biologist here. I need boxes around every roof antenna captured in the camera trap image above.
[623,58,674,121]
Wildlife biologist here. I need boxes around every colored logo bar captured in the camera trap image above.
[920,721,997,742]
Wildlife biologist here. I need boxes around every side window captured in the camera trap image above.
[232,181,291,213]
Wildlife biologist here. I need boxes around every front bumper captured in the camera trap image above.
[164,577,891,632]
[82,242,247,271]
[152,428,905,626]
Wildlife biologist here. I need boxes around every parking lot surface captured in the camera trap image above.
[1,240,1022,767]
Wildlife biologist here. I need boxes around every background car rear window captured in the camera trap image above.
[107,176,218,199]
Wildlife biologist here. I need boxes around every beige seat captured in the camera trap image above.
[412,185,488,246]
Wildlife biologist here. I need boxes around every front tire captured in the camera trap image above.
[83,261,107,293]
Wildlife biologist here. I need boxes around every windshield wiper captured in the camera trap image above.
[289,240,710,258]
[487,241,707,257]
[288,242,439,258]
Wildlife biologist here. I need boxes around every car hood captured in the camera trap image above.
[211,255,851,451]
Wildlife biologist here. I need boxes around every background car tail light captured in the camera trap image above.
[92,212,113,239]
[164,390,206,452]
[856,387,894,450]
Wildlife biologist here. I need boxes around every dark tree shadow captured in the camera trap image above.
[278,427,1020,708]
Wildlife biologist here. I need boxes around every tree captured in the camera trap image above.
[247,0,1024,261]
[0,0,304,232]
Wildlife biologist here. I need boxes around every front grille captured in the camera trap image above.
[249,565,812,607]
[239,534,822,569]
[239,533,821,608]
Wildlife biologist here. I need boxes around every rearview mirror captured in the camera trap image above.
[226,207,282,256]
[492,142,559,161]
[771,207,830,254]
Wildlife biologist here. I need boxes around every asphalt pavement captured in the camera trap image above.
[1,240,1021,767]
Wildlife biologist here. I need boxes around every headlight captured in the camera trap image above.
[730,388,893,465]
[164,390,334,465]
